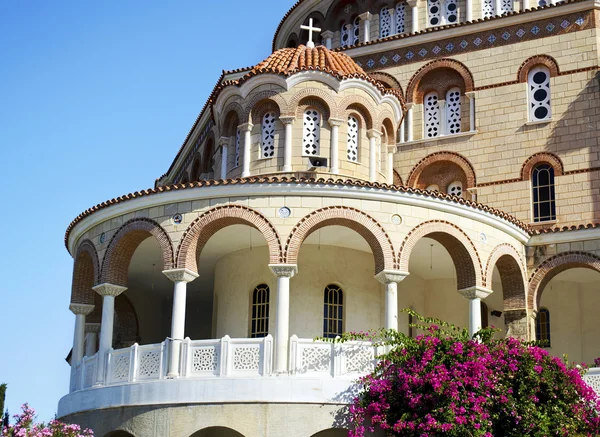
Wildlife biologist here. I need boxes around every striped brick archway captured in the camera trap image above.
[71,239,100,306]
[398,220,483,290]
[176,205,283,273]
[284,206,396,275]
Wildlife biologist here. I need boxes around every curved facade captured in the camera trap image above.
[60,1,600,436]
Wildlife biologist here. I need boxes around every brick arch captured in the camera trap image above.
[287,88,338,120]
[369,71,404,97]
[176,205,283,274]
[71,239,100,305]
[398,220,483,290]
[407,151,476,188]
[521,152,564,181]
[251,99,282,126]
[219,102,244,135]
[242,90,287,123]
[101,218,174,287]
[393,169,403,186]
[485,243,527,310]
[380,116,396,145]
[528,251,600,311]
[338,95,376,129]
[406,59,475,104]
[517,55,560,83]
[284,206,396,274]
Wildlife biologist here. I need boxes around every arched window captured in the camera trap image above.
[303,109,321,156]
[426,184,440,191]
[446,87,461,135]
[235,129,241,167]
[424,92,440,138]
[532,163,556,222]
[501,0,514,13]
[323,284,343,338]
[444,0,458,23]
[480,301,489,329]
[341,23,351,48]
[347,115,359,162]
[528,66,551,122]
[396,2,406,33]
[535,308,551,347]
[447,181,463,197]
[427,0,442,26]
[427,0,457,26]
[352,17,360,45]
[380,7,393,38]
[261,112,276,158]
[482,0,494,17]
[251,284,270,338]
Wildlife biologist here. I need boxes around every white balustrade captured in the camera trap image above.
[584,367,600,395]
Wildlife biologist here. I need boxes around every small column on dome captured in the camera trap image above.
[387,146,395,185]
[407,0,419,33]
[269,264,298,374]
[458,286,493,338]
[239,123,253,178]
[300,18,322,49]
[375,271,410,331]
[467,0,473,21]
[219,136,229,179]
[439,99,447,136]
[163,268,199,378]
[466,92,476,131]
[280,116,295,173]
[84,323,100,357]
[69,303,95,365]
[367,129,381,182]
[328,118,344,175]
[522,0,530,10]
[399,119,405,144]
[321,30,334,49]
[495,0,502,16]
[358,12,372,43]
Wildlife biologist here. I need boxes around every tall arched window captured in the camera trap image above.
[424,92,440,138]
[482,0,494,17]
[303,109,321,156]
[380,7,393,38]
[347,115,359,162]
[532,163,556,222]
[444,0,458,23]
[535,308,551,347]
[235,129,241,167]
[427,0,442,25]
[251,284,270,338]
[446,87,461,135]
[261,112,276,158]
[323,284,344,338]
[528,66,551,122]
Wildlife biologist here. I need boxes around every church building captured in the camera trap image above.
[59,0,600,435]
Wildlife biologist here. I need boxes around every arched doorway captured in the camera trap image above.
[189,426,245,437]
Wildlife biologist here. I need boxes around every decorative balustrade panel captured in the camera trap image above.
[136,344,164,381]
[341,342,376,375]
[82,355,97,390]
[70,362,82,392]
[584,368,600,395]
[107,348,131,384]
[186,339,221,376]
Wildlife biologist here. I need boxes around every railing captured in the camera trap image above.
[583,367,600,394]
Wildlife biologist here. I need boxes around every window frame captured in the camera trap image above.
[346,114,360,163]
[249,283,270,338]
[302,108,322,157]
[323,284,344,339]
[527,66,552,123]
[535,308,551,347]
[260,111,277,160]
[531,163,557,223]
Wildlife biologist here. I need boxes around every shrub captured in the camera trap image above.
[1,403,93,437]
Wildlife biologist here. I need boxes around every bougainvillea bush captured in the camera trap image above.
[1,403,93,437]
[337,310,600,437]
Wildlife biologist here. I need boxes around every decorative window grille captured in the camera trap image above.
[528,66,551,122]
[303,109,321,156]
[501,0,513,13]
[323,284,344,338]
[352,17,360,45]
[251,284,270,338]
[532,164,556,222]
[426,184,440,191]
[261,112,276,158]
[395,2,406,33]
[424,92,440,138]
[347,116,359,162]
[535,308,551,347]
[445,0,458,23]
[341,23,351,47]
[446,87,461,134]
[427,0,442,25]
[380,8,393,38]
[448,181,463,197]
[482,0,495,18]
[235,129,241,167]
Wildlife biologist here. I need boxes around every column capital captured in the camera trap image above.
[238,122,253,132]
[367,129,382,139]
[321,30,334,39]
[93,283,127,297]
[406,0,421,6]
[279,116,296,125]
[162,268,199,283]
[328,117,344,127]
[85,323,101,334]
[406,102,414,110]
[375,270,410,284]
[358,11,372,20]
[458,286,492,300]
[218,136,230,147]
[438,99,447,107]
[465,91,476,98]
[269,264,298,278]
[69,303,95,316]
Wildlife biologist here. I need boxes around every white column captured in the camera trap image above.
[408,0,419,33]
[387,147,394,184]
[69,304,94,365]
[466,91,476,131]
[240,123,253,178]
[466,0,473,20]
[269,264,297,374]
[458,286,492,338]
[322,30,334,49]
[85,323,100,357]
[375,271,409,331]
[280,116,295,173]
[328,118,343,174]
[358,12,372,43]
[367,130,381,182]
[495,0,502,15]
[389,8,396,34]
[399,121,405,144]
[406,104,414,142]
[439,99,447,135]
[522,0,530,10]
[92,283,127,385]
[163,268,199,378]
[219,136,229,179]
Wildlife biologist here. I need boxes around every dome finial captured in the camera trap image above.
[300,18,321,49]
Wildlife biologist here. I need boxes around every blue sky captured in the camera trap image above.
[0,0,293,422]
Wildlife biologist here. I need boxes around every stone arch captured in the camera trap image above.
[250,99,282,126]
[528,251,600,311]
[407,151,476,188]
[517,55,560,83]
[406,59,475,104]
[104,431,136,437]
[339,95,375,129]
[521,152,564,180]
[380,117,396,145]
[393,169,403,186]
[284,206,396,274]
[370,71,404,96]
[189,427,245,437]
[176,205,283,274]
[219,102,244,135]
[71,239,100,305]
[398,220,483,290]
[100,218,174,287]
[288,88,338,120]
[242,90,287,123]
[484,243,527,310]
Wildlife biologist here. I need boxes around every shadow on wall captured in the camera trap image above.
[189,427,245,437]
[104,432,135,437]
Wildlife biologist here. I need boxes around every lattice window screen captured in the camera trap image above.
[380,8,393,38]
[482,0,495,18]
[528,67,551,121]
[445,0,458,23]
[395,2,406,33]
[428,0,442,25]
[341,24,351,47]
[347,116,359,162]
[353,17,360,45]
[261,112,276,158]
[501,0,513,13]
[303,109,321,156]
[447,181,463,197]
[424,92,440,138]
[446,88,461,135]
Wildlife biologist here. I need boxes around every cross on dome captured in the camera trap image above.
[300,18,321,49]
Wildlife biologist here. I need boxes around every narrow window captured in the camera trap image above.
[427,0,441,26]
[380,7,393,38]
[447,181,463,197]
[323,284,344,338]
[500,0,513,13]
[535,308,551,347]
[424,92,440,138]
[352,17,360,45]
[303,109,321,156]
[528,66,551,122]
[395,2,406,33]
[251,284,270,338]
[446,87,461,134]
[532,163,556,222]
[235,129,241,167]
[347,115,359,162]
[480,301,489,329]
[261,112,276,158]
[444,0,458,23]
[482,0,495,18]
[341,23,351,48]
